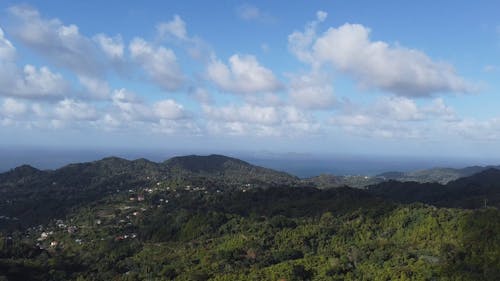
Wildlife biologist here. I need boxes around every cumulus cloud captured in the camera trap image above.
[2,98,27,116]
[93,33,124,59]
[422,98,458,121]
[204,104,280,125]
[111,88,151,121]
[207,54,281,94]
[203,104,318,136]
[156,15,188,41]
[288,10,327,65]
[289,12,473,97]
[288,71,335,110]
[78,76,111,99]
[0,27,69,99]
[8,5,105,76]
[372,96,423,121]
[0,63,68,99]
[153,99,186,120]
[111,88,187,123]
[244,93,283,107]
[451,118,500,141]
[313,23,474,96]
[54,99,98,121]
[330,97,460,138]
[20,65,68,96]
[129,38,184,91]
[190,87,213,104]
[156,15,212,61]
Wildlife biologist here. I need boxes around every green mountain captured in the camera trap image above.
[369,168,500,209]
[377,165,498,184]
[0,155,299,229]
[0,155,499,280]
[164,154,299,185]
[0,164,44,185]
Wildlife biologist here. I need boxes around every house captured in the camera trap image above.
[38,232,49,241]
[67,226,78,234]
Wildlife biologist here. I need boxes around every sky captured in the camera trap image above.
[1,0,500,160]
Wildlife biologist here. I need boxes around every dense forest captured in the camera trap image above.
[0,155,499,280]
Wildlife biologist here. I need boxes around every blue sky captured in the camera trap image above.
[0,0,500,158]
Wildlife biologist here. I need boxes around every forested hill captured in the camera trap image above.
[164,154,299,185]
[0,155,299,229]
[0,155,499,280]
[376,165,500,184]
[368,168,500,209]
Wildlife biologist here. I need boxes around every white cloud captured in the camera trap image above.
[20,65,68,97]
[190,87,213,104]
[330,97,460,139]
[129,38,184,91]
[156,15,187,41]
[204,104,279,125]
[54,99,98,121]
[450,118,500,141]
[2,98,27,116]
[8,5,104,76]
[0,63,68,99]
[288,71,335,110]
[0,27,68,99]
[31,103,46,117]
[289,13,473,97]
[422,98,458,121]
[93,33,124,59]
[156,15,212,61]
[0,27,16,61]
[153,99,186,120]
[203,104,318,136]
[316,11,328,22]
[111,88,151,121]
[111,88,187,123]
[207,54,281,94]
[312,23,474,96]
[244,93,282,107]
[78,76,110,99]
[372,96,423,121]
[288,10,327,65]
[151,119,200,135]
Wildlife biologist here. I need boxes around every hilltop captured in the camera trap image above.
[0,154,299,229]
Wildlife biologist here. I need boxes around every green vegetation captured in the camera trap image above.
[0,155,499,280]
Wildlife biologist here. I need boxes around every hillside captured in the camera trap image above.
[0,155,499,280]
[164,154,299,185]
[369,168,500,209]
[377,165,498,184]
[0,155,299,229]
[304,174,384,189]
[0,185,498,280]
